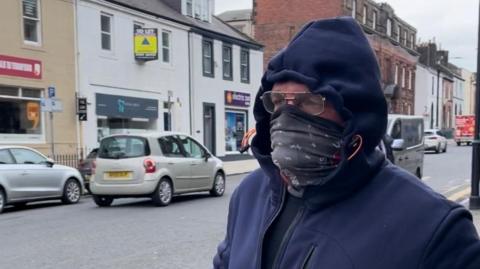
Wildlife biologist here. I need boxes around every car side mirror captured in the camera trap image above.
[204,152,211,161]
[45,158,55,167]
[391,139,405,151]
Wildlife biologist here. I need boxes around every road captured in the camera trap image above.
[0,145,474,269]
[0,174,245,269]
[422,143,472,201]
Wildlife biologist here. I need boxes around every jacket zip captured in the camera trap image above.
[256,186,287,269]
[271,207,305,269]
[301,245,317,269]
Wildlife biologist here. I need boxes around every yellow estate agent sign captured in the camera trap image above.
[134,28,158,61]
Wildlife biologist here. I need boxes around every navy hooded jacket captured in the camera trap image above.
[213,17,480,269]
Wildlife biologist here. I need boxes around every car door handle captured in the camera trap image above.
[167,162,174,165]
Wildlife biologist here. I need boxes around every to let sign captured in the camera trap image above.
[0,54,42,79]
[225,91,251,107]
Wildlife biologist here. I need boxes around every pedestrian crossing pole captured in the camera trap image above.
[469,0,480,210]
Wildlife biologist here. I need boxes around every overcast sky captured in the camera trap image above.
[215,0,478,72]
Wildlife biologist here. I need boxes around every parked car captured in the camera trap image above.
[90,132,225,207]
[387,115,425,178]
[78,148,98,192]
[0,146,84,213]
[424,129,448,153]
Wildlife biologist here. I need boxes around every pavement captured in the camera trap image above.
[222,156,480,231]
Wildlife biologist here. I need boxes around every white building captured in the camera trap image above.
[76,0,263,157]
[462,68,476,115]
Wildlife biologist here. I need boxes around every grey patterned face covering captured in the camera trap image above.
[270,106,345,188]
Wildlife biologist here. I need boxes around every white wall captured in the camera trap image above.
[415,64,439,129]
[189,32,263,156]
[77,0,191,149]
[462,69,475,115]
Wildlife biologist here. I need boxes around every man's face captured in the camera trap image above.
[270,81,344,125]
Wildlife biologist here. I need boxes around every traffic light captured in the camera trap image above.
[77,97,87,121]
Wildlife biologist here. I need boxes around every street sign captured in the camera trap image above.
[40,98,52,112]
[77,97,87,121]
[51,98,63,112]
[48,86,55,98]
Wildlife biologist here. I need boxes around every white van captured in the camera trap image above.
[386,114,425,178]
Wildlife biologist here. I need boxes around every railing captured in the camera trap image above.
[47,147,97,169]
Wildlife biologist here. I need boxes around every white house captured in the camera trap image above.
[76,0,263,157]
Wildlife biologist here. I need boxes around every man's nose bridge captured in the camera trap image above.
[285,99,295,105]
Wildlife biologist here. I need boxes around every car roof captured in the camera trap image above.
[0,145,39,150]
[102,131,192,139]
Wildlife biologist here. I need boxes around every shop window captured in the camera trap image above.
[202,39,214,77]
[23,0,41,44]
[240,48,250,83]
[162,30,171,63]
[97,118,156,142]
[133,22,143,31]
[0,86,43,138]
[223,44,232,80]
[100,13,113,51]
[225,111,246,152]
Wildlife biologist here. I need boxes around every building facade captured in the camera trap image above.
[77,0,263,157]
[462,68,476,115]
[0,0,78,155]
[252,0,418,115]
[217,9,254,38]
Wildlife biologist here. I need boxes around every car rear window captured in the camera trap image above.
[424,131,433,135]
[98,136,150,159]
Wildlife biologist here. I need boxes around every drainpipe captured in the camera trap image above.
[188,30,194,135]
[73,0,82,158]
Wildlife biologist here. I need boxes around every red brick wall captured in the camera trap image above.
[253,0,344,68]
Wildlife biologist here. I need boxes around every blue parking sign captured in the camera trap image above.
[48,86,55,98]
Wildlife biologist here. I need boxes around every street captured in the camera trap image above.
[0,146,476,269]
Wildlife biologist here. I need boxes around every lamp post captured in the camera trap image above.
[469,0,480,209]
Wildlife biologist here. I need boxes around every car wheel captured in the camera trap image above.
[210,172,226,197]
[93,195,114,207]
[62,179,81,204]
[152,178,172,207]
[435,144,440,154]
[443,143,447,153]
[457,142,461,146]
[0,189,5,214]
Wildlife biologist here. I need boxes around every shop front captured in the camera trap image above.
[224,90,251,154]
[95,93,159,142]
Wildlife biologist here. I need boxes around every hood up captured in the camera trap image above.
[251,17,387,208]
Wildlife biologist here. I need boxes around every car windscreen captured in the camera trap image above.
[98,137,150,159]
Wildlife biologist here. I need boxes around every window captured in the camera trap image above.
[23,0,41,44]
[386,18,392,37]
[432,77,434,95]
[372,11,377,30]
[225,111,246,152]
[403,30,407,46]
[362,5,367,24]
[98,136,150,159]
[0,86,43,139]
[10,148,46,164]
[194,0,201,19]
[397,25,401,42]
[202,39,214,77]
[351,0,356,18]
[163,112,171,131]
[186,0,193,17]
[402,67,406,87]
[162,31,171,63]
[178,136,204,159]
[133,22,143,32]
[240,48,250,83]
[223,44,232,80]
[0,150,15,164]
[410,34,415,48]
[100,13,113,51]
[158,136,185,157]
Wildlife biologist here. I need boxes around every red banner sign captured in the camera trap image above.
[0,54,42,79]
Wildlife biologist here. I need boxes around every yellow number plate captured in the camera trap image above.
[104,171,133,180]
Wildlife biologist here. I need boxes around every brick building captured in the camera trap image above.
[253,0,418,114]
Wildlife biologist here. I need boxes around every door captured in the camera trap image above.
[203,103,216,155]
[177,135,214,190]
[158,136,192,192]
[0,149,21,201]
[9,148,62,199]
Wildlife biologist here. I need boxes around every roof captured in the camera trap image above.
[105,0,262,49]
[217,9,252,22]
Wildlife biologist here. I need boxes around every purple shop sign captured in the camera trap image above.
[225,91,251,107]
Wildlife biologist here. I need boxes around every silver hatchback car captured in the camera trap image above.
[0,146,84,213]
[90,132,225,207]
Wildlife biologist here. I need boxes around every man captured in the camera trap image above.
[213,17,480,269]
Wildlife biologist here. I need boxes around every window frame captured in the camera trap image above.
[240,48,250,84]
[22,0,42,45]
[402,67,406,88]
[372,10,377,30]
[202,38,214,78]
[222,44,233,80]
[100,12,113,52]
[10,148,46,164]
[386,18,392,37]
[162,30,172,64]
